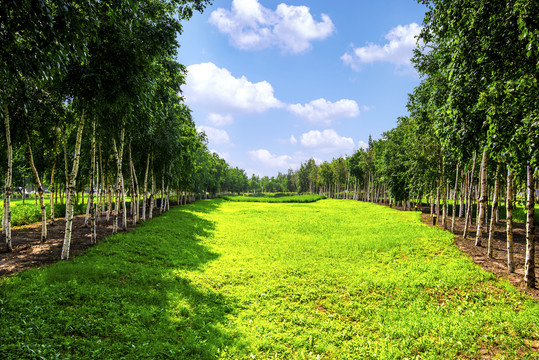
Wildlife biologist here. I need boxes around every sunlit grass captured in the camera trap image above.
[221,194,326,203]
[0,199,537,359]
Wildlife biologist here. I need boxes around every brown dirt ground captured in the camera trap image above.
[0,208,159,277]
[1,202,539,301]
[411,204,539,300]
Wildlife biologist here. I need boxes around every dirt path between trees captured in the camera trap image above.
[1,202,538,300]
[0,211,147,276]
[415,205,539,300]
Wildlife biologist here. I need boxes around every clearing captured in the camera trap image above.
[0,199,538,359]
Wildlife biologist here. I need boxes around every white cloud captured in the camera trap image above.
[290,135,298,144]
[207,113,234,127]
[184,62,283,114]
[299,129,355,153]
[209,0,335,53]
[197,126,232,146]
[357,140,369,149]
[342,23,422,71]
[248,149,296,169]
[287,98,360,125]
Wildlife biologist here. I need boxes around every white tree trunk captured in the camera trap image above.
[463,151,477,239]
[160,174,165,214]
[3,106,13,252]
[475,150,488,246]
[25,129,47,242]
[61,110,86,260]
[506,168,514,273]
[487,165,501,258]
[524,165,536,288]
[111,130,126,233]
[149,166,155,219]
[451,164,459,233]
[129,144,139,225]
[142,153,150,221]
[90,120,96,243]
[50,132,58,226]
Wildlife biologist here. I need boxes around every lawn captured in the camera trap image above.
[0,199,537,359]
[220,194,326,203]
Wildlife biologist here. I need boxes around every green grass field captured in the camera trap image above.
[221,194,326,203]
[0,199,538,359]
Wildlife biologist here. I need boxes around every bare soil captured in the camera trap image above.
[0,210,153,276]
[413,204,539,300]
[1,202,538,301]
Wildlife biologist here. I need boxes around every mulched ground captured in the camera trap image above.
[1,201,538,300]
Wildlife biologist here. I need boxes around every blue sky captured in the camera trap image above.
[177,0,427,177]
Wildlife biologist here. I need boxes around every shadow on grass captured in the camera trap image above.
[0,199,242,359]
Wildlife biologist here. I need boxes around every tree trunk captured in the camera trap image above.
[435,184,440,223]
[430,191,434,217]
[160,174,165,214]
[487,165,501,258]
[84,189,91,227]
[142,153,150,221]
[459,180,464,218]
[165,185,170,211]
[89,120,96,243]
[149,165,156,219]
[128,144,139,225]
[119,129,127,231]
[451,164,459,233]
[99,142,105,217]
[50,131,58,226]
[463,151,478,239]
[3,106,13,252]
[495,187,500,223]
[442,168,447,228]
[25,129,47,242]
[111,128,126,233]
[475,150,488,246]
[524,165,536,288]
[63,130,69,219]
[128,145,135,216]
[95,145,100,225]
[506,168,514,273]
[106,181,112,222]
[61,110,86,260]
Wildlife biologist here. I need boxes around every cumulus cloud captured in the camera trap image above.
[248,149,296,169]
[207,113,234,127]
[210,0,335,53]
[197,126,232,146]
[299,129,355,153]
[184,62,283,114]
[342,23,422,71]
[287,98,360,125]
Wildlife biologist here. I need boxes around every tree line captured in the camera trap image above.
[0,0,255,260]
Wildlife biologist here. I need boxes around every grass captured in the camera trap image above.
[0,195,167,227]
[221,194,326,203]
[0,199,87,227]
[0,199,538,359]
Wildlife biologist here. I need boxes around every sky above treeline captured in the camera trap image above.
[178,0,427,177]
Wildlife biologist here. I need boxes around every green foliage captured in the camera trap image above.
[1,199,537,358]
[0,199,86,227]
[221,194,326,203]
